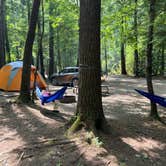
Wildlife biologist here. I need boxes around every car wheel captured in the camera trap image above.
[72,78,78,87]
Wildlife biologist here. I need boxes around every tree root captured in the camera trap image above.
[16,97,34,105]
[67,116,84,134]
[16,95,34,104]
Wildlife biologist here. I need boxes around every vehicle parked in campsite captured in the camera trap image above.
[50,66,107,87]
[50,67,79,87]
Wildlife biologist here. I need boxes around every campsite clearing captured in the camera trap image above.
[0,75,165,166]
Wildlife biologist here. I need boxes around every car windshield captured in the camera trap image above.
[60,68,78,73]
[68,68,78,73]
[61,69,68,73]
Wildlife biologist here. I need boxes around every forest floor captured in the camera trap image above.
[0,75,166,166]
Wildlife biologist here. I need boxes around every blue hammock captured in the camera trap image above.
[36,86,67,105]
[135,89,166,108]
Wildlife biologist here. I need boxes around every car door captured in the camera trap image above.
[57,69,69,84]
[61,68,75,84]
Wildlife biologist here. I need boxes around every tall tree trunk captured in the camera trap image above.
[27,0,31,24]
[4,0,10,63]
[5,17,10,62]
[56,26,62,71]
[77,42,79,67]
[160,44,165,76]
[146,0,159,119]
[18,0,41,103]
[104,40,108,75]
[70,0,106,132]
[76,56,79,67]
[121,17,127,75]
[37,17,44,77]
[63,46,67,67]
[69,49,72,66]
[38,0,45,79]
[134,0,139,77]
[121,42,127,74]
[0,0,6,68]
[48,0,54,79]
[16,46,20,59]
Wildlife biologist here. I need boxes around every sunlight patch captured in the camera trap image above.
[121,137,166,158]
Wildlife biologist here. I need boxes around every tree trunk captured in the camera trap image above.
[104,40,108,75]
[48,0,54,79]
[27,0,31,24]
[16,46,20,59]
[133,0,139,77]
[160,44,165,76]
[121,17,127,75]
[63,46,67,67]
[121,42,127,75]
[76,56,79,67]
[18,0,41,103]
[5,16,10,63]
[38,0,45,79]
[37,18,44,76]
[57,26,62,71]
[70,0,106,132]
[134,49,139,76]
[0,0,6,68]
[4,0,10,63]
[146,0,159,119]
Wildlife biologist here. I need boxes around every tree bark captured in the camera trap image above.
[27,0,31,24]
[56,26,62,71]
[18,0,41,103]
[133,0,139,77]
[48,0,54,79]
[160,44,165,76]
[70,0,106,132]
[121,42,127,74]
[104,40,108,75]
[146,0,159,119]
[15,46,20,60]
[121,17,127,75]
[4,0,10,63]
[0,0,6,68]
[38,0,45,79]
[5,16,10,63]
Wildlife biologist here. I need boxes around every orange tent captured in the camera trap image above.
[0,61,47,91]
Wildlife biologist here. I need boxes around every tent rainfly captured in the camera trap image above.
[0,61,47,91]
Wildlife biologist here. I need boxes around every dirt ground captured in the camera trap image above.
[0,75,165,166]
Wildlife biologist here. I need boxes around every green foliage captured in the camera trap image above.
[126,46,134,75]
[101,0,165,76]
[4,0,165,75]
[85,131,103,148]
[56,161,62,166]
[6,0,79,70]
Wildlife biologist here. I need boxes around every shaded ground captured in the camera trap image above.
[0,75,165,166]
